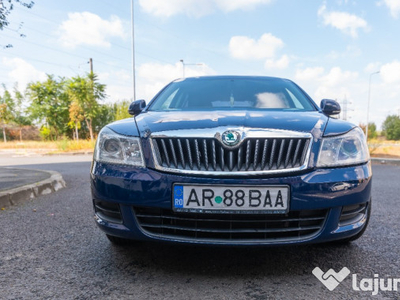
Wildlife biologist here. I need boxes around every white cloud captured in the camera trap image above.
[294,66,359,113]
[137,62,216,100]
[326,45,362,60]
[2,57,46,89]
[381,0,400,18]
[105,85,133,102]
[321,67,358,87]
[138,0,212,18]
[264,55,289,70]
[380,60,400,83]
[295,67,324,81]
[98,70,133,102]
[58,12,125,48]
[318,4,368,38]
[364,62,382,73]
[99,70,131,83]
[139,0,272,17]
[216,0,273,12]
[229,33,284,60]
[97,63,217,103]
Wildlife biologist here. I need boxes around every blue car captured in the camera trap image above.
[91,76,372,246]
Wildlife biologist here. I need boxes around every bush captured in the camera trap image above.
[39,126,59,141]
[360,122,377,139]
[382,115,400,140]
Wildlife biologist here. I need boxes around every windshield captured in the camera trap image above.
[148,77,316,111]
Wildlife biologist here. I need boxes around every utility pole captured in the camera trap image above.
[342,96,348,121]
[341,95,352,121]
[180,60,185,78]
[89,58,93,74]
[88,57,94,141]
[131,0,136,101]
[366,71,380,141]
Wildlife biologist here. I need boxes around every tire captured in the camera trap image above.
[106,234,136,246]
[334,200,371,244]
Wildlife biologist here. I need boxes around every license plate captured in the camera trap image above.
[173,184,289,213]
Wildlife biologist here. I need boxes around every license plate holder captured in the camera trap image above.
[172,184,290,214]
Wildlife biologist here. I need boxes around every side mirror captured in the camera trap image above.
[128,100,146,116]
[320,99,341,116]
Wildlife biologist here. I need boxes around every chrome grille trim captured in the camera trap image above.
[339,203,368,226]
[134,207,328,243]
[150,127,312,175]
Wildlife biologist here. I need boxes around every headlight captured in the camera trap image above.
[94,127,145,167]
[317,127,369,167]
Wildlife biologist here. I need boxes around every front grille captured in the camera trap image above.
[93,200,123,224]
[134,207,327,243]
[152,136,310,174]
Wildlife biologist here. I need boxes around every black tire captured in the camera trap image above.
[106,234,136,246]
[334,200,371,244]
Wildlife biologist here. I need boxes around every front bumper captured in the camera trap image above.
[90,161,372,246]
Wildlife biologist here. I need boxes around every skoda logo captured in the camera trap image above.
[221,130,241,147]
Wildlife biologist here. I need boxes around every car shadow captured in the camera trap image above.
[100,238,371,279]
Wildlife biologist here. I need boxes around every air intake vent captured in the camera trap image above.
[134,207,327,243]
[93,200,123,224]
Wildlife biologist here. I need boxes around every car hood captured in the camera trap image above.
[107,110,355,138]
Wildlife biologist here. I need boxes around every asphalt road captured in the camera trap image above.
[1,154,399,299]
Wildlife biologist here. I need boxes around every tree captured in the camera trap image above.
[360,122,377,139]
[92,103,117,135]
[114,100,132,120]
[90,100,131,136]
[26,75,71,140]
[382,115,400,140]
[68,101,84,141]
[12,86,32,141]
[0,103,8,142]
[66,73,106,141]
[0,0,34,48]
[0,87,15,142]
[367,122,377,139]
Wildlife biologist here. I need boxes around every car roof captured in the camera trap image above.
[173,75,292,83]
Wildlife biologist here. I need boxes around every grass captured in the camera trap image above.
[0,139,96,153]
[368,139,400,158]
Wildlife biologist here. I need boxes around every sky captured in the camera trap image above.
[1,0,400,130]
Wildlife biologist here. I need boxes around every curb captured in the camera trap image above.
[44,151,93,156]
[0,170,66,209]
[371,157,400,166]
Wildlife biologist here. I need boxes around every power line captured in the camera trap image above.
[10,4,176,65]
[0,51,134,87]
[99,0,226,59]
[0,48,71,68]
[10,1,222,65]
[1,32,133,73]
[5,1,250,75]
[8,26,134,64]
[5,19,176,66]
